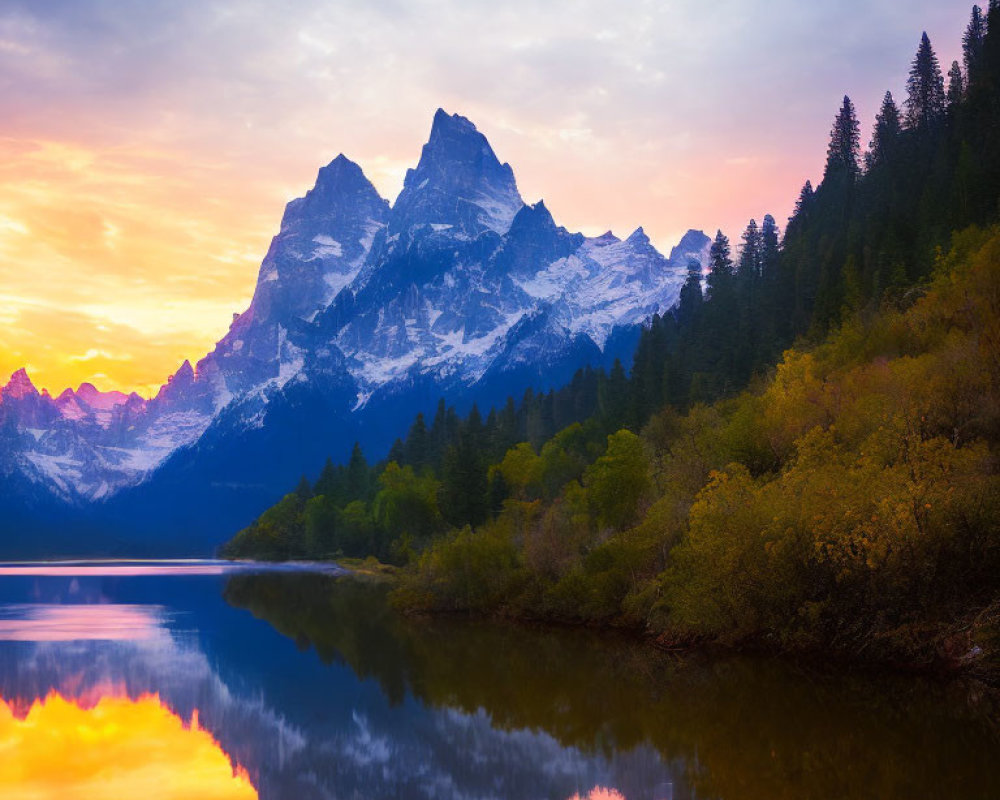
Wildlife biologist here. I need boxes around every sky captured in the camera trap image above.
[0,0,969,396]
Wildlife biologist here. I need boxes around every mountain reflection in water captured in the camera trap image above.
[0,564,996,799]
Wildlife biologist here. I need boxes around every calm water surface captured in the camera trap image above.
[0,561,997,800]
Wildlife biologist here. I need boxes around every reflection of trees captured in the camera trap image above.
[224,573,1000,800]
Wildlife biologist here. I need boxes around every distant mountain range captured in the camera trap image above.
[0,109,709,553]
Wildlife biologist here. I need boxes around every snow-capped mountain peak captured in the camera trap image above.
[668,229,712,270]
[390,109,524,237]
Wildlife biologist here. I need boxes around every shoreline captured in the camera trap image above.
[226,554,1000,689]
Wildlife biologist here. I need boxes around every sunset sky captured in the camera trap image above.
[0,0,966,396]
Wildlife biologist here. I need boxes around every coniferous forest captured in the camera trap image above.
[223,5,1000,677]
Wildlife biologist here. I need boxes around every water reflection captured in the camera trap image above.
[0,693,257,799]
[226,573,1000,800]
[0,559,343,578]
[0,564,995,800]
[0,604,169,641]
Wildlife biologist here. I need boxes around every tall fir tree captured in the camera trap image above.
[314,458,339,499]
[404,413,430,469]
[905,32,946,128]
[865,91,902,170]
[786,181,815,241]
[823,96,861,180]
[760,214,780,279]
[706,230,733,297]
[947,61,965,107]
[964,5,987,86]
[345,442,370,501]
[737,219,763,279]
[677,259,703,326]
[793,180,814,217]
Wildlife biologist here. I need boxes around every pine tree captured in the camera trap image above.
[440,427,488,528]
[737,219,762,280]
[314,458,338,498]
[865,91,902,170]
[677,259,703,326]
[823,96,861,180]
[294,475,313,502]
[706,230,733,298]
[964,5,986,86]
[947,61,965,107]
[905,33,946,128]
[405,413,430,469]
[760,215,780,279]
[345,442,370,501]
[597,358,629,431]
[792,180,814,218]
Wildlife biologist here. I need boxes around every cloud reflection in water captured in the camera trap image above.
[0,604,169,642]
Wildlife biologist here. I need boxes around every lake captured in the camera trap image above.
[0,561,996,800]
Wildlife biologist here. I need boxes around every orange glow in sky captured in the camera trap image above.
[0,692,257,800]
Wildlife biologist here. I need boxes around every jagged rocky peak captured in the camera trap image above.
[509,200,557,235]
[153,360,196,404]
[1,368,39,400]
[390,108,524,237]
[496,200,584,277]
[668,229,712,266]
[280,153,389,232]
[74,382,129,410]
[626,226,650,245]
[246,153,390,328]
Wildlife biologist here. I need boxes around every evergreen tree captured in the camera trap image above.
[404,413,430,469]
[737,219,762,280]
[345,442,370,501]
[793,181,814,217]
[823,96,861,180]
[294,475,313,502]
[677,259,703,326]
[760,215,780,279]
[597,359,629,431]
[314,458,338,498]
[786,181,815,242]
[440,428,489,528]
[707,229,733,288]
[947,61,965,107]
[964,5,986,86]
[865,91,902,170]
[387,438,405,464]
[905,33,946,128]
[493,397,520,457]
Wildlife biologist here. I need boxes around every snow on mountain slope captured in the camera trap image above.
[669,228,713,273]
[0,109,710,510]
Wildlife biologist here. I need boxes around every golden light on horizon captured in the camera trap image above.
[0,136,275,398]
[0,692,258,800]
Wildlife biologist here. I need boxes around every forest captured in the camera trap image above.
[222,5,1000,675]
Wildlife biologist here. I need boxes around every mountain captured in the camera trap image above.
[668,229,712,271]
[0,109,710,554]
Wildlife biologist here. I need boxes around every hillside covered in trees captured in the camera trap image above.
[223,5,1000,675]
